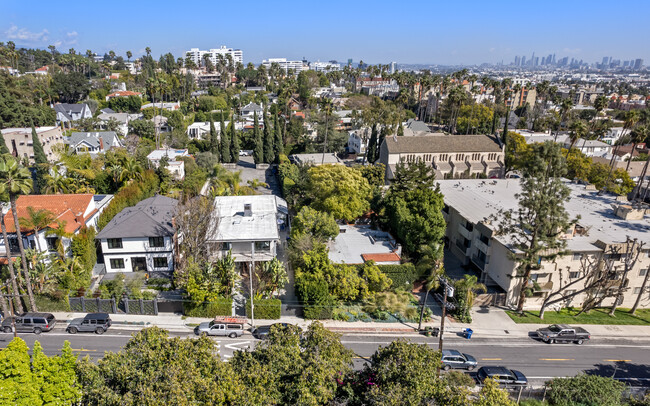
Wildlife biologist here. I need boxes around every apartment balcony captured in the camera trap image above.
[471,254,488,270]
[475,238,489,254]
[457,223,473,240]
[454,239,469,256]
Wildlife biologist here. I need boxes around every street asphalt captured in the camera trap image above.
[2,326,649,386]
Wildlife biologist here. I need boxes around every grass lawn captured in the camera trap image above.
[506,308,650,325]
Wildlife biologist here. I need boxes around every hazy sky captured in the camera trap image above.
[2,0,649,65]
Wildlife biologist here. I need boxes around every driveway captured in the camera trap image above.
[231,156,282,197]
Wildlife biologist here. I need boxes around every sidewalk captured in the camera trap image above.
[50,307,650,340]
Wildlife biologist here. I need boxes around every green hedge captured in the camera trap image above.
[33,294,71,312]
[97,171,160,230]
[378,263,421,290]
[184,299,232,317]
[246,298,281,320]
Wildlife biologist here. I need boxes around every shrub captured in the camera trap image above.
[378,263,420,290]
[33,294,70,312]
[443,370,476,387]
[548,374,625,406]
[246,298,281,320]
[184,298,232,317]
[295,273,334,320]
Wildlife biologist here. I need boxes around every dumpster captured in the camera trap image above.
[463,328,473,339]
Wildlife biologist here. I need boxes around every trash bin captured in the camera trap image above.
[431,327,440,337]
[464,328,473,339]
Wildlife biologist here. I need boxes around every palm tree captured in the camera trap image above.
[20,207,56,254]
[0,197,23,313]
[566,120,588,158]
[416,243,445,331]
[45,168,70,194]
[0,157,36,311]
[626,126,648,171]
[454,274,487,311]
[117,157,143,184]
[126,51,132,62]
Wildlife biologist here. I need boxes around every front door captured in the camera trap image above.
[132,257,147,272]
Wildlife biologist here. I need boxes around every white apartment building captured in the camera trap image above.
[309,61,341,72]
[439,179,650,311]
[186,46,243,66]
[262,58,306,74]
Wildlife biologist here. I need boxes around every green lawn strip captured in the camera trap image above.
[506,308,650,325]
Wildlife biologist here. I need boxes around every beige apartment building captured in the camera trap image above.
[1,126,65,163]
[438,179,650,311]
[379,134,505,181]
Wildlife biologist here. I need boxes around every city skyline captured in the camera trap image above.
[3,0,650,65]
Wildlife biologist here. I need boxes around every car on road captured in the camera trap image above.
[195,321,244,338]
[441,349,478,370]
[252,323,299,340]
[536,324,590,344]
[1,312,56,334]
[66,313,112,335]
[476,366,528,386]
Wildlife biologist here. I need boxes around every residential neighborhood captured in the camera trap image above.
[0,2,649,404]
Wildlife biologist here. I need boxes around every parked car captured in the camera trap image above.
[476,366,528,386]
[536,324,590,344]
[1,312,56,334]
[66,313,112,335]
[195,321,244,338]
[252,323,299,340]
[441,349,478,370]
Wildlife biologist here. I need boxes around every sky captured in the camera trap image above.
[2,0,649,66]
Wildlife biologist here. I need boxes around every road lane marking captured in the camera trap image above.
[71,348,97,352]
[539,358,575,361]
[604,359,631,362]
[481,358,502,360]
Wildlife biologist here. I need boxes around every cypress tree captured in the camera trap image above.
[209,118,219,158]
[0,123,9,155]
[229,114,239,163]
[273,113,283,163]
[253,111,263,164]
[366,124,378,163]
[397,122,404,137]
[263,110,274,164]
[220,116,229,163]
[32,124,48,193]
[377,125,389,161]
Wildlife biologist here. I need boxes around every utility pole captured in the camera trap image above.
[436,279,454,378]
[249,242,255,328]
[2,294,18,338]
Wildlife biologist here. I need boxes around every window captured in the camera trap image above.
[46,237,58,251]
[110,258,125,269]
[640,269,648,277]
[569,272,580,279]
[149,237,164,248]
[255,241,271,251]
[633,287,642,294]
[455,153,465,161]
[107,238,123,249]
[572,253,582,261]
[530,274,540,282]
[153,257,168,268]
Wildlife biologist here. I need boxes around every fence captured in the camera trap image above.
[69,297,158,315]
[474,293,506,307]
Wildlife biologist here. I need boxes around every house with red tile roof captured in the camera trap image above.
[0,194,113,260]
[105,90,143,102]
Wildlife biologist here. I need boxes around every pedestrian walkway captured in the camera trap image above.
[49,306,650,341]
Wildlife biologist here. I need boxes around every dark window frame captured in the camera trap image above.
[107,238,123,249]
[153,257,168,268]
[149,237,165,248]
[110,258,125,269]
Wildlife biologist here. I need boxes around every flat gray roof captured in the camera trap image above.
[211,195,288,242]
[328,225,399,264]
[437,179,650,251]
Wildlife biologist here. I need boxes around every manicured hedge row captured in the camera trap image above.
[246,298,281,320]
[377,263,421,289]
[184,299,232,317]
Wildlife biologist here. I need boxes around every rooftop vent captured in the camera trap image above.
[613,204,644,220]
[244,203,252,217]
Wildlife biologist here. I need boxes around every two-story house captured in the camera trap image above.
[1,126,65,163]
[147,148,190,180]
[53,103,93,127]
[378,134,505,181]
[96,195,178,274]
[0,194,113,259]
[66,132,123,155]
[207,195,289,269]
[240,102,264,120]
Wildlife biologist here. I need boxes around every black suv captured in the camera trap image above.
[1,312,56,334]
[477,366,528,386]
[66,313,112,334]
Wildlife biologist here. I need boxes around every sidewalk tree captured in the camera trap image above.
[307,165,372,222]
[219,116,229,163]
[365,124,378,163]
[0,156,37,311]
[453,274,486,323]
[229,113,239,163]
[474,378,516,406]
[494,142,575,313]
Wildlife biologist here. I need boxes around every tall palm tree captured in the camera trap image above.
[566,120,588,158]
[0,196,23,313]
[416,243,445,331]
[626,126,648,171]
[0,158,36,311]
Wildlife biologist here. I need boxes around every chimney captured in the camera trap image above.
[244,203,252,217]
[99,137,104,151]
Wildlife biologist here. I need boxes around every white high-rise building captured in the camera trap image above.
[309,61,341,72]
[262,58,306,74]
[185,46,243,66]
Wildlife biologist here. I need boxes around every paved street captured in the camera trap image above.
[2,327,649,386]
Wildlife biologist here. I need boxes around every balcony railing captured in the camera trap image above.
[457,223,472,240]
[471,254,488,270]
